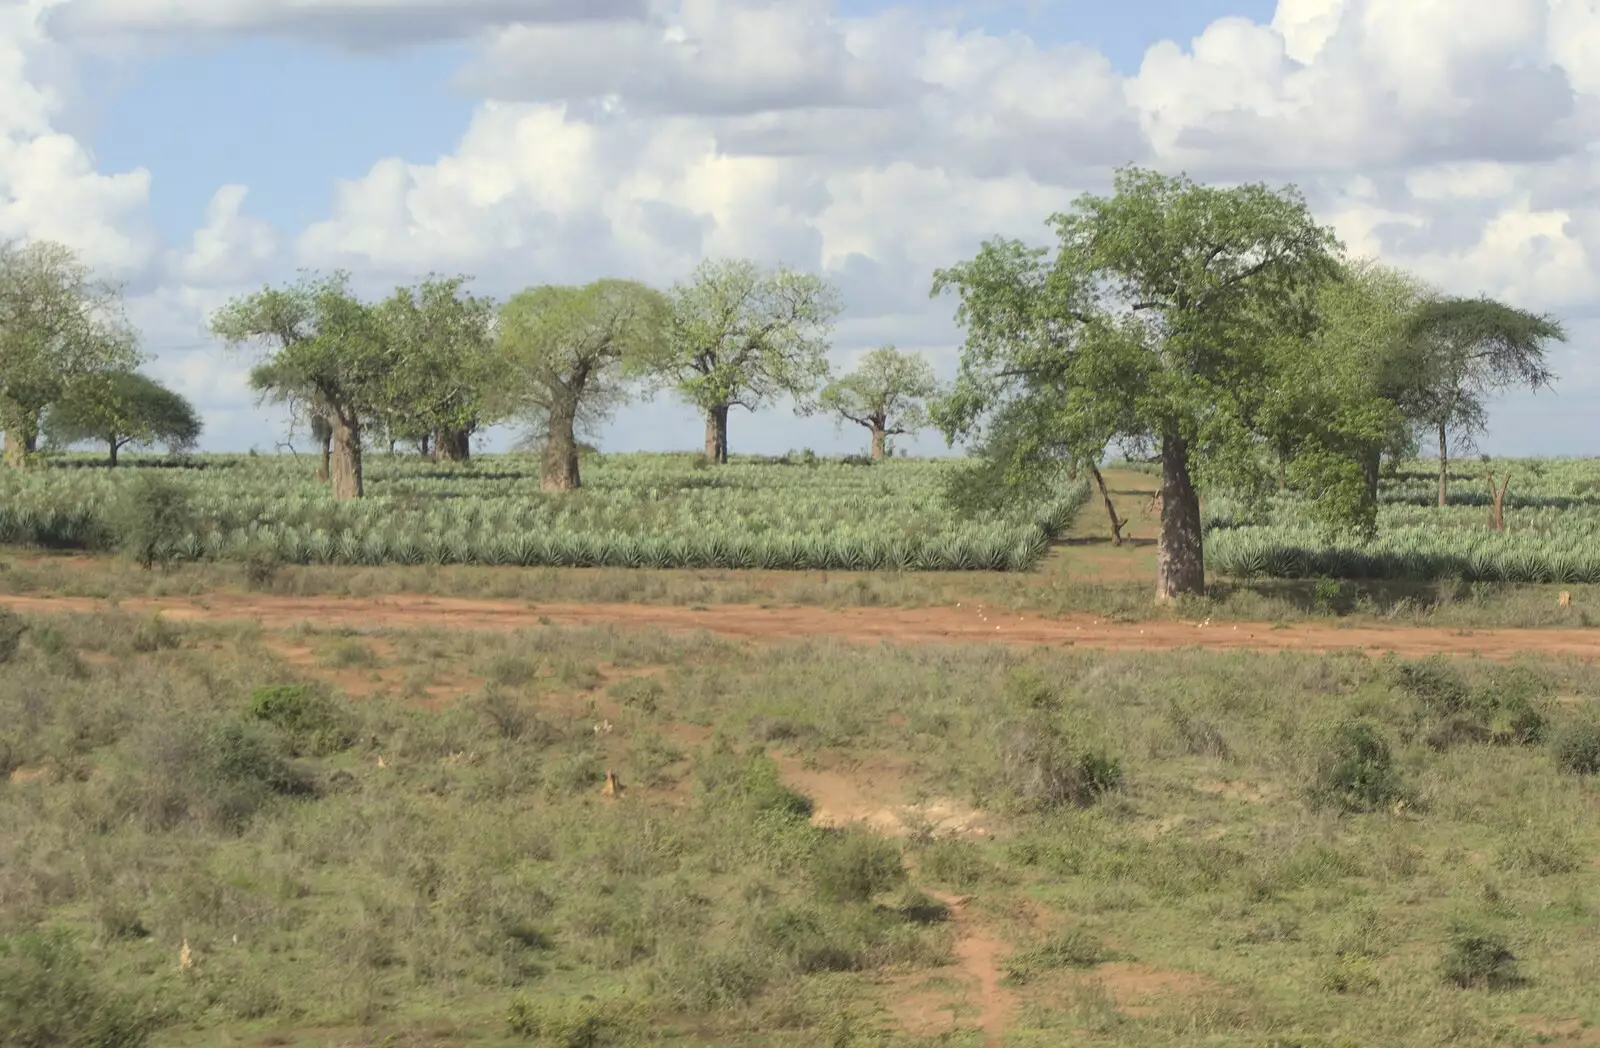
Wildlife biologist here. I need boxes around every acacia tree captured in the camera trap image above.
[1397,297,1565,506]
[1259,259,1435,535]
[43,371,202,465]
[0,240,141,467]
[646,258,841,463]
[818,345,937,460]
[374,275,499,462]
[211,272,389,498]
[499,279,668,490]
[934,167,1341,600]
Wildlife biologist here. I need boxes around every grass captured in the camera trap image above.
[3,607,1600,1046]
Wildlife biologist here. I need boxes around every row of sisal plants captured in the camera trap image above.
[0,453,1091,573]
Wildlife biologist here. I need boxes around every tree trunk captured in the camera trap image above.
[419,432,431,458]
[1487,472,1510,532]
[328,412,363,499]
[704,404,729,464]
[541,405,582,491]
[1155,433,1205,601]
[3,421,38,468]
[108,440,119,468]
[436,426,472,462]
[1090,463,1125,546]
[870,424,887,461]
[1277,454,1288,492]
[317,431,332,483]
[1361,447,1382,506]
[1437,423,1449,507]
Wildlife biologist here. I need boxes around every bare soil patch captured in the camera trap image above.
[772,752,990,838]
[2,591,1596,660]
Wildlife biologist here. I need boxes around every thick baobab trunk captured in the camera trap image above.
[541,406,582,491]
[1437,423,1449,507]
[1090,464,1125,545]
[436,426,472,463]
[328,413,364,500]
[1361,448,1382,507]
[317,431,332,483]
[1155,433,1205,601]
[870,425,887,461]
[704,404,730,464]
[3,422,38,468]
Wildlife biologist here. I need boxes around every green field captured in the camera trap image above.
[1204,459,1600,583]
[4,451,1600,587]
[3,608,1600,1047]
[0,453,1087,573]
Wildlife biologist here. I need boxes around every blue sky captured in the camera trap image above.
[5,0,1596,457]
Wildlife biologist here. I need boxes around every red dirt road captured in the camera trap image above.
[0,591,1595,660]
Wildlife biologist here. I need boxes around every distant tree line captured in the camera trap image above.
[1,164,1566,605]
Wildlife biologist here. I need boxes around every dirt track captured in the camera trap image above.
[0,591,1595,660]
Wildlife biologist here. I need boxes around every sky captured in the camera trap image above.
[4,0,1598,459]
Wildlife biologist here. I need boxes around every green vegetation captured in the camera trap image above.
[0,452,1088,571]
[1207,459,1600,582]
[3,611,1599,1045]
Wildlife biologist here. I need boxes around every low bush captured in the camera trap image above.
[505,993,640,1046]
[114,473,193,570]
[1309,719,1408,813]
[132,715,315,832]
[1003,929,1107,985]
[248,683,353,756]
[994,713,1123,812]
[0,930,150,1048]
[810,830,906,903]
[1552,715,1600,776]
[1442,926,1521,989]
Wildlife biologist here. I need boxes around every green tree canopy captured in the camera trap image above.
[0,240,142,467]
[645,258,841,463]
[373,274,498,462]
[819,345,938,460]
[1258,258,1436,535]
[933,166,1342,600]
[211,271,388,498]
[498,279,669,490]
[1396,296,1565,505]
[43,370,202,465]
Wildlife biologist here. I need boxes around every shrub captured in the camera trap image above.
[505,994,639,1046]
[487,654,539,688]
[477,685,546,741]
[994,714,1123,812]
[1393,658,1472,716]
[114,473,194,570]
[1002,930,1106,985]
[696,741,813,821]
[240,545,281,589]
[248,684,352,756]
[810,830,906,903]
[0,930,149,1048]
[1552,715,1600,776]
[1442,926,1521,989]
[914,837,997,890]
[135,715,315,832]
[608,676,665,714]
[1309,720,1407,813]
